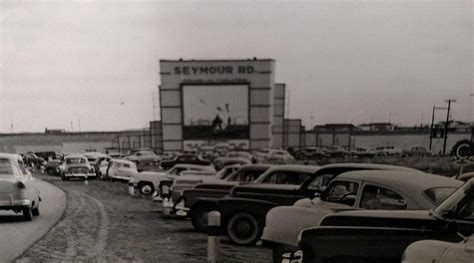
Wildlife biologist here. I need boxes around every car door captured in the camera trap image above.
[259,170,312,204]
[358,183,409,210]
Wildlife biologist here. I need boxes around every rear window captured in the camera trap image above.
[424,187,458,205]
[0,159,14,175]
[66,158,86,164]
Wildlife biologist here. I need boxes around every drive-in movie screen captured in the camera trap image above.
[182,85,249,143]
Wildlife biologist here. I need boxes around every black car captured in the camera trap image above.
[178,164,272,232]
[217,163,420,246]
[297,179,474,263]
[160,154,211,170]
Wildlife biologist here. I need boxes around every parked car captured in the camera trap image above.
[23,152,46,170]
[44,159,63,176]
[130,164,216,196]
[402,235,473,263]
[267,149,295,164]
[60,154,96,181]
[160,154,212,170]
[124,150,161,166]
[213,151,253,170]
[217,163,421,246]
[162,164,242,216]
[0,153,41,221]
[402,146,432,157]
[350,147,377,158]
[297,147,330,160]
[295,179,474,263]
[321,145,349,158]
[374,146,403,156]
[161,151,180,161]
[181,164,273,232]
[106,159,138,181]
[262,170,462,262]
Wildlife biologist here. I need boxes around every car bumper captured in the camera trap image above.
[64,173,96,178]
[0,197,32,209]
[162,199,189,217]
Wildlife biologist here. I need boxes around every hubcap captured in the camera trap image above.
[141,185,152,194]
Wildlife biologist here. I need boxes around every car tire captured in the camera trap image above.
[190,204,215,233]
[23,207,33,221]
[226,212,261,246]
[138,182,154,196]
[32,204,40,216]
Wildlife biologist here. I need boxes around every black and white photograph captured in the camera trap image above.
[0,0,473,262]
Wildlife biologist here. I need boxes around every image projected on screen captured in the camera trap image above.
[182,85,249,141]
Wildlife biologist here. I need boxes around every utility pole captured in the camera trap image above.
[429,105,448,151]
[442,99,456,154]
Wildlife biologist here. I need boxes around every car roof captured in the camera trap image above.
[320,162,419,172]
[265,164,321,173]
[172,163,215,170]
[65,154,87,159]
[110,159,135,165]
[335,170,462,207]
[0,153,22,162]
[240,164,273,170]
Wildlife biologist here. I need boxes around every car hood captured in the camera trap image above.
[262,201,353,246]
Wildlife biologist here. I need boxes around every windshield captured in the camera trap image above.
[434,181,473,217]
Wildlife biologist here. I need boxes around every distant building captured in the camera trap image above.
[358,122,395,132]
[314,123,355,133]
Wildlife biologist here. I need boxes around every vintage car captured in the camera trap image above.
[44,159,63,176]
[213,151,253,170]
[295,178,474,263]
[123,150,161,166]
[162,164,242,216]
[130,164,216,196]
[180,164,273,232]
[60,154,96,180]
[217,163,420,246]
[0,153,41,221]
[402,235,473,263]
[262,170,462,262]
[106,159,139,181]
[160,154,212,170]
[267,149,295,164]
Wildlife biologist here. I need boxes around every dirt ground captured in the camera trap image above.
[17,174,272,262]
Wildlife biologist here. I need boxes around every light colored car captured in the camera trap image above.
[124,150,161,166]
[262,170,462,262]
[267,149,295,164]
[0,153,41,221]
[130,164,216,196]
[374,146,403,156]
[60,154,96,181]
[107,159,138,181]
[402,235,474,263]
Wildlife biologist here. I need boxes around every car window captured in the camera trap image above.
[424,187,458,205]
[66,158,86,164]
[262,171,311,185]
[0,159,14,175]
[307,173,334,191]
[360,185,407,210]
[324,181,359,206]
[457,197,474,222]
[123,163,131,168]
[17,160,28,175]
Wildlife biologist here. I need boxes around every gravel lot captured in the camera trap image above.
[17,174,272,262]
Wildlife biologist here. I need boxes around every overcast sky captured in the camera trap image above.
[1,0,472,133]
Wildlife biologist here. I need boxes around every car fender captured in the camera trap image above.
[217,197,278,226]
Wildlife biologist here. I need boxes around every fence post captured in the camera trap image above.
[207,211,221,263]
